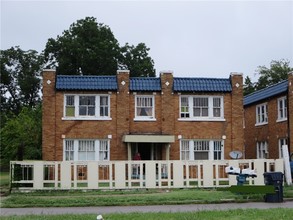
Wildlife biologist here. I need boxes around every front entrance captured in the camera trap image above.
[131,143,162,160]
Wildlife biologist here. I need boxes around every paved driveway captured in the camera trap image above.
[1,201,293,216]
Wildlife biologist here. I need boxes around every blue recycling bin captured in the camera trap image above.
[236,174,247,186]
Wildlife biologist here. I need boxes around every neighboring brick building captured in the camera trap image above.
[244,72,293,159]
[42,69,244,161]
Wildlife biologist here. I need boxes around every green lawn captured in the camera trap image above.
[1,208,293,220]
[0,187,270,208]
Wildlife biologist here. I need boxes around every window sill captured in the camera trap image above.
[62,117,112,121]
[276,118,287,123]
[134,118,157,122]
[255,122,268,127]
[178,118,226,122]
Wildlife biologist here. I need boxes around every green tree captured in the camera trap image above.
[255,59,293,90]
[45,17,121,75]
[243,76,256,96]
[0,106,42,166]
[45,17,155,77]
[0,46,44,115]
[120,43,155,77]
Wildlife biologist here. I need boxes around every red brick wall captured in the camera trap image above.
[244,75,291,159]
[288,72,293,154]
[230,73,244,153]
[42,70,244,161]
[42,70,56,160]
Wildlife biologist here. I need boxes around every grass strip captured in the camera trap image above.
[1,208,293,220]
[2,189,242,208]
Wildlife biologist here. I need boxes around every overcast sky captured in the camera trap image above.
[1,0,293,80]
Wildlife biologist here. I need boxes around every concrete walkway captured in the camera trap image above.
[1,201,293,216]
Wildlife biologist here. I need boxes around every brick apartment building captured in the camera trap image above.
[42,70,244,162]
[244,72,293,159]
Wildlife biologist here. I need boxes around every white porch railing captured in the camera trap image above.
[10,159,284,190]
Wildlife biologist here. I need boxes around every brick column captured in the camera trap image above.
[42,69,56,161]
[160,71,175,135]
[160,71,176,159]
[230,73,244,154]
[288,71,293,154]
[115,70,130,160]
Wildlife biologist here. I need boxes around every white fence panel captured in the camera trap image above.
[10,159,284,191]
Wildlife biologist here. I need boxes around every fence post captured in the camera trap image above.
[88,162,99,189]
[202,160,213,187]
[173,161,183,187]
[145,161,156,188]
[115,161,126,189]
[33,161,44,189]
[61,161,71,189]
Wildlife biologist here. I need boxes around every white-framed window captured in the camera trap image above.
[135,95,155,120]
[256,141,268,159]
[63,139,110,161]
[277,97,287,121]
[64,140,74,161]
[99,140,109,160]
[64,94,110,120]
[194,140,210,160]
[78,140,95,160]
[179,96,224,121]
[256,103,268,125]
[79,96,95,116]
[180,97,190,118]
[180,139,223,160]
[278,138,288,158]
[65,96,75,117]
[213,140,223,160]
[180,140,190,160]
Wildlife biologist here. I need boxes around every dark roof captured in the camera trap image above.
[56,75,118,91]
[173,77,232,92]
[55,75,233,93]
[130,78,161,91]
[244,80,288,106]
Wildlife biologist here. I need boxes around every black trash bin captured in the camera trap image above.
[263,172,284,203]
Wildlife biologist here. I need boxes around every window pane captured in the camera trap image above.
[136,96,153,117]
[193,108,200,117]
[213,141,222,160]
[79,96,95,116]
[66,107,75,116]
[88,107,95,116]
[99,140,109,160]
[65,140,74,161]
[65,96,75,117]
[202,108,208,116]
[180,97,190,118]
[194,152,209,160]
[194,140,209,160]
[100,96,109,116]
[78,140,95,161]
[79,106,87,116]
[181,140,190,160]
[213,98,221,117]
[193,97,208,117]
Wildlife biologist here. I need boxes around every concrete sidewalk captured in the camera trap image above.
[1,201,293,216]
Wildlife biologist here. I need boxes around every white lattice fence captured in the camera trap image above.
[10,159,284,190]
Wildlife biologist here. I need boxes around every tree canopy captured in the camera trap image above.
[244,59,293,96]
[255,59,293,90]
[0,46,44,115]
[119,43,155,77]
[45,17,155,77]
[0,106,42,165]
